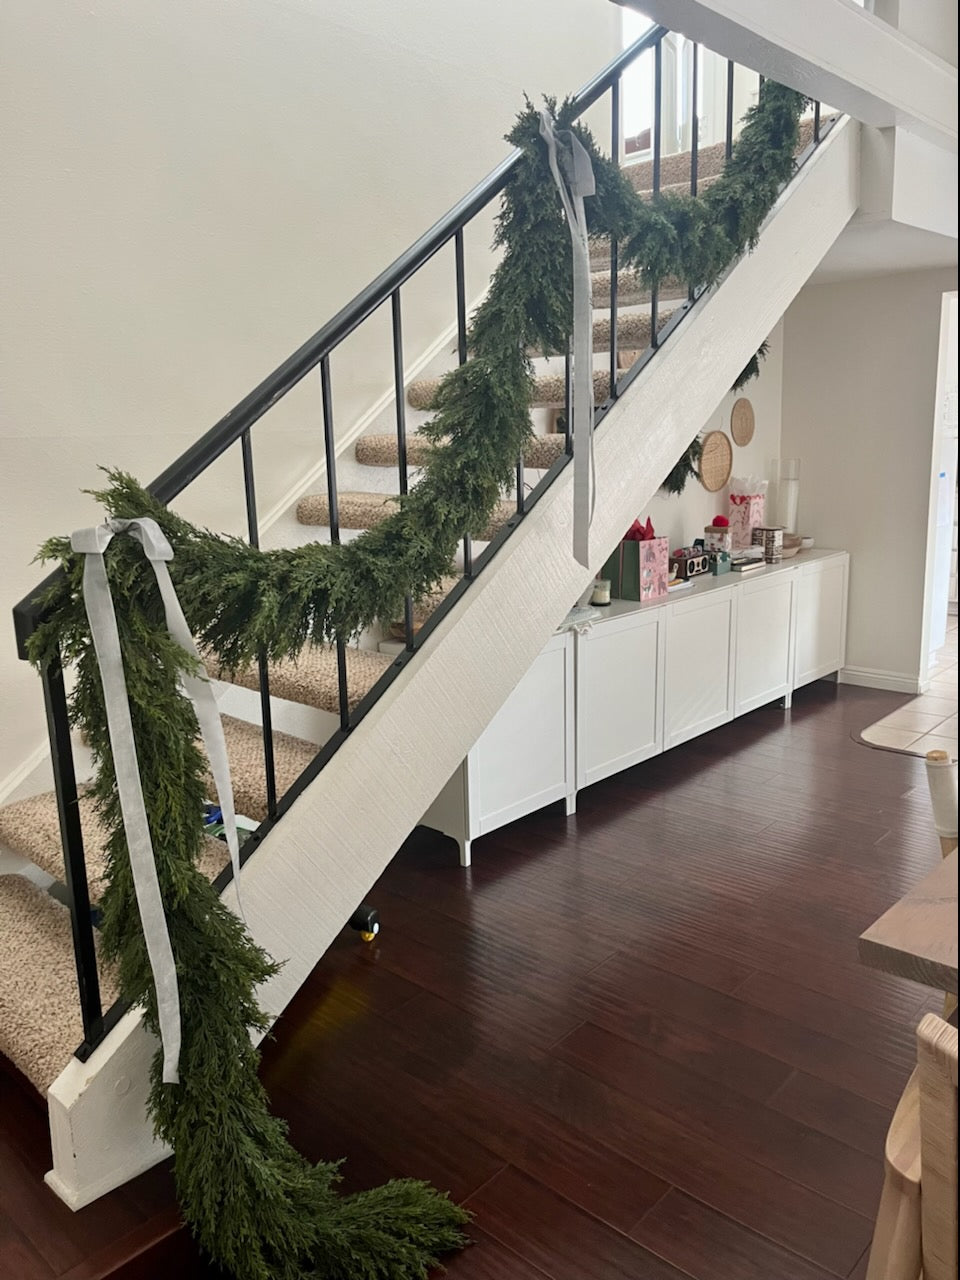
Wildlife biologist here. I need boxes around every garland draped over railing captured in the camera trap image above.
[29,79,806,1280]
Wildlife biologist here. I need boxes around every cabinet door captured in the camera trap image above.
[576,608,664,790]
[794,557,848,688]
[472,632,574,834]
[735,572,796,714]
[664,590,736,749]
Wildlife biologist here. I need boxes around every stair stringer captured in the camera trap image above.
[44,116,859,1210]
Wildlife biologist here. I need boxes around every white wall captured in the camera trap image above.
[781,267,958,692]
[632,321,783,552]
[0,0,619,792]
[873,0,958,68]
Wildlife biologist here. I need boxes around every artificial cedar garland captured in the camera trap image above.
[30,79,806,1280]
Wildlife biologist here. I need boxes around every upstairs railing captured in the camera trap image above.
[11,23,830,1063]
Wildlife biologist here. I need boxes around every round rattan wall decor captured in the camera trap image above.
[730,397,755,446]
[699,430,733,492]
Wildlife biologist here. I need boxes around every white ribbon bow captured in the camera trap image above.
[539,109,597,569]
[71,517,242,1084]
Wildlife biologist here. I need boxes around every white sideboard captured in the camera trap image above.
[420,550,848,864]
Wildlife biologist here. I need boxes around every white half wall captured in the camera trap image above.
[781,266,959,692]
[0,0,619,792]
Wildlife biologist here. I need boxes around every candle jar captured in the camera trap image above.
[590,578,612,606]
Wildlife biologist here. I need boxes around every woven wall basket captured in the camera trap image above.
[699,430,733,492]
[731,397,755,446]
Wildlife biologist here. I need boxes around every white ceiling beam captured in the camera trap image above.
[614,0,957,151]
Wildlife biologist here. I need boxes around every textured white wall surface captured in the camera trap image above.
[0,0,619,789]
[781,265,958,689]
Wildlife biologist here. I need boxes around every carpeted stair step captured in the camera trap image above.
[217,716,318,823]
[0,874,120,1093]
[356,432,566,471]
[591,266,688,307]
[383,574,462,638]
[593,306,676,352]
[0,791,231,903]
[212,643,395,716]
[0,715,317,896]
[409,367,611,413]
[296,491,516,540]
[625,117,820,195]
[518,306,678,357]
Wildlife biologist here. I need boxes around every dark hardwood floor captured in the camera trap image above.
[1,681,946,1279]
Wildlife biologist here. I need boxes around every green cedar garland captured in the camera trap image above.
[732,339,770,391]
[29,79,806,1280]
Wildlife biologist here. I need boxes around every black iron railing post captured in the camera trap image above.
[725,59,735,161]
[320,356,350,731]
[650,36,663,348]
[564,345,573,456]
[41,651,104,1052]
[391,290,416,649]
[454,229,474,576]
[609,73,621,396]
[689,42,700,305]
[240,430,278,819]
[690,43,699,198]
[813,101,821,143]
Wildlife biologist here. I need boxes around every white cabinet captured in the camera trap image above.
[735,572,796,715]
[664,588,736,749]
[793,555,848,688]
[421,551,848,864]
[420,630,575,866]
[576,606,665,789]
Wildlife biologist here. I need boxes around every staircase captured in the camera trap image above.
[0,23,860,1214]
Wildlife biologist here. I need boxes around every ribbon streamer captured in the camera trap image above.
[71,517,242,1084]
[539,109,596,568]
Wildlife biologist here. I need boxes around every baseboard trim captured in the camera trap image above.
[0,737,50,806]
[839,666,921,694]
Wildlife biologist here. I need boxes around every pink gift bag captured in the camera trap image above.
[729,488,766,550]
[638,536,669,601]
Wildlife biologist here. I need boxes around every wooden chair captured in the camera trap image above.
[866,1013,958,1280]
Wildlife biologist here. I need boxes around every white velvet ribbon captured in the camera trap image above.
[539,109,596,568]
[70,517,242,1084]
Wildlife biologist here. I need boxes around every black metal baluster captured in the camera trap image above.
[391,290,415,649]
[42,651,103,1054]
[320,355,350,730]
[564,345,573,456]
[609,73,621,395]
[454,229,473,576]
[689,42,700,305]
[690,43,699,197]
[650,36,663,348]
[725,59,735,161]
[515,456,525,516]
[813,100,821,144]
[240,430,278,819]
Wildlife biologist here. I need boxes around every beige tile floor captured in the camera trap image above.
[861,616,958,760]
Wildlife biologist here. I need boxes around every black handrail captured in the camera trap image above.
[12,23,667,656]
